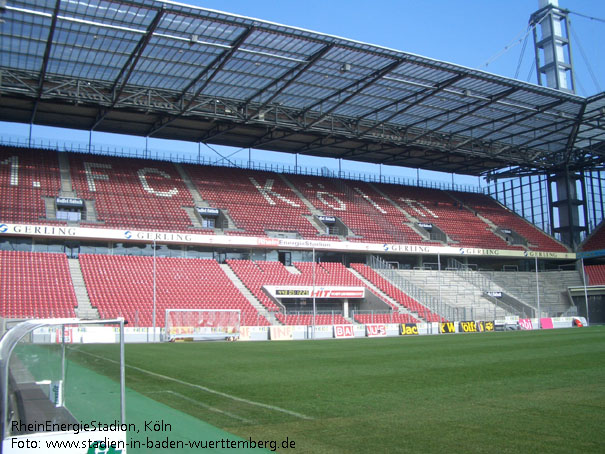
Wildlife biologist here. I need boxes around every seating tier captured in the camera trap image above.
[0,251,77,319]
[79,255,269,326]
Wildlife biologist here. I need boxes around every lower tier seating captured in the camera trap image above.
[275,313,351,325]
[586,265,605,286]
[353,313,418,324]
[583,222,605,252]
[351,263,444,322]
[79,254,270,327]
[0,250,77,319]
[226,259,400,317]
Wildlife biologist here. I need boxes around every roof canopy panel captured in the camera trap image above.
[0,0,603,175]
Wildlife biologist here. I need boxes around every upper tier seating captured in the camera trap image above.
[375,183,514,249]
[582,221,605,252]
[185,166,319,238]
[286,174,424,243]
[351,263,444,322]
[452,191,568,252]
[69,154,200,232]
[585,265,605,286]
[79,255,269,327]
[0,147,570,252]
[0,251,77,319]
[0,146,62,224]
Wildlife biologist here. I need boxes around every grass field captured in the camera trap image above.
[69,326,605,453]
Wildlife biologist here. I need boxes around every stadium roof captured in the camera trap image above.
[0,0,604,176]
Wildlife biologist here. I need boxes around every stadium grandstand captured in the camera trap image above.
[0,0,604,335]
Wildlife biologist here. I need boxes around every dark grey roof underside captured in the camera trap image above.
[0,0,603,176]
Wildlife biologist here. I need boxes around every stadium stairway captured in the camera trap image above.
[278,174,332,236]
[68,258,99,319]
[218,263,281,325]
[446,192,521,248]
[347,268,418,321]
[56,152,101,223]
[43,196,56,220]
[174,162,206,229]
[480,270,582,316]
[391,269,509,320]
[368,182,443,244]
[174,163,205,206]
[174,163,241,231]
[58,152,77,197]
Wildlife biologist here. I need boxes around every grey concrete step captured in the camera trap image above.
[68,258,99,320]
[219,263,281,325]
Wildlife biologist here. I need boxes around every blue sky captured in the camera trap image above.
[1,0,603,187]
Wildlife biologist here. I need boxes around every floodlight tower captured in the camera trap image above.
[530,0,586,249]
[531,0,575,92]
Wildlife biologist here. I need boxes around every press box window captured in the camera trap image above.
[318,215,339,235]
[56,197,85,221]
[202,217,215,228]
[195,206,220,229]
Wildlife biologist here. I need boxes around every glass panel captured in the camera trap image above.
[5,323,122,438]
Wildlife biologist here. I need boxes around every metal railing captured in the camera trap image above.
[0,134,485,194]
[369,255,463,321]
[447,257,534,318]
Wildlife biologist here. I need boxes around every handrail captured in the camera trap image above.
[447,257,534,317]
[369,255,461,321]
[0,135,486,194]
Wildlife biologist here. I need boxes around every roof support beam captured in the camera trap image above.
[493,121,578,158]
[147,26,254,137]
[91,7,165,131]
[30,0,61,125]
[299,59,402,124]
[111,8,164,100]
[450,98,567,139]
[449,98,568,151]
[486,114,575,145]
[180,27,254,109]
[403,87,518,147]
[355,73,466,139]
[294,73,466,156]
[245,44,333,113]
[564,101,587,165]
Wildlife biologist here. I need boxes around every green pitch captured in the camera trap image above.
[70,327,605,453]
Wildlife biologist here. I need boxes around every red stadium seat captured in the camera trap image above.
[79,255,270,327]
[0,251,77,319]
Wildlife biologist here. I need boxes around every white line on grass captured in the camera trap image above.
[147,390,253,424]
[72,348,313,421]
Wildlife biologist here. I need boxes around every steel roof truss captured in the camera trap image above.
[355,73,466,141]
[90,7,165,130]
[565,102,588,165]
[179,26,254,109]
[449,98,569,151]
[403,87,518,147]
[299,59,401,122]
[30,0,61,125]
[245,44,333,113]
[146,26,254,136]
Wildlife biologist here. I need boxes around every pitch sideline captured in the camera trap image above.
[71,347,313,421]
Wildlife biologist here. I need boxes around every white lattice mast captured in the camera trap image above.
[531,0,576,93]
[530,0,587,248]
